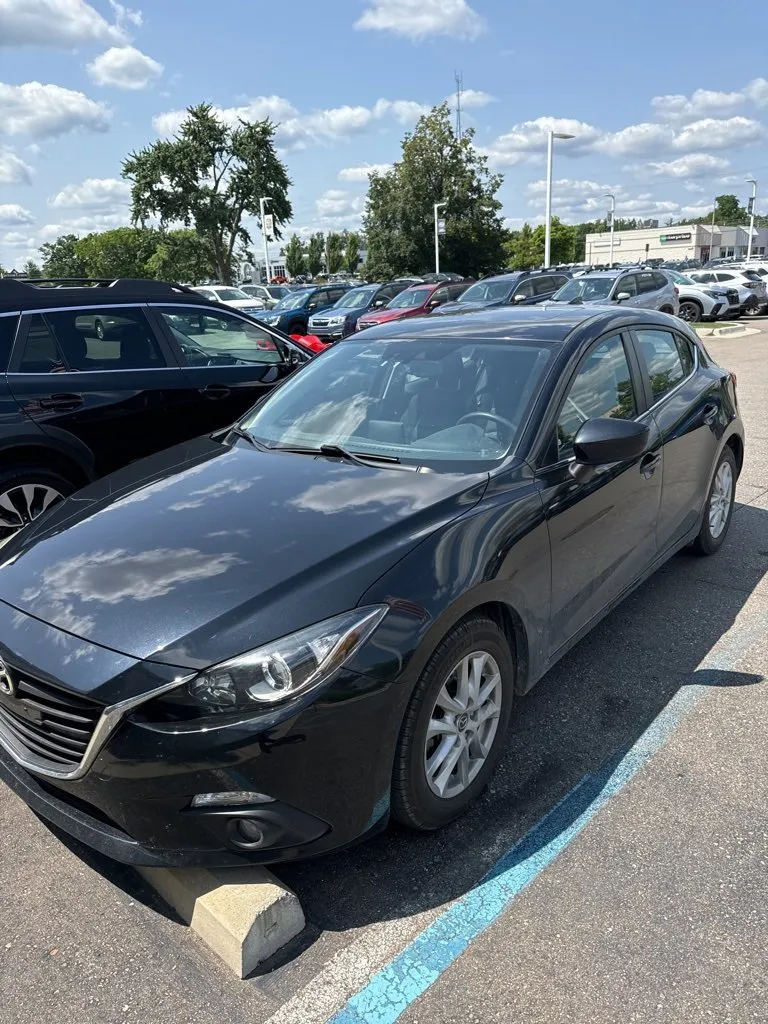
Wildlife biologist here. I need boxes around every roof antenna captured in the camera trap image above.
[455,71,463,140]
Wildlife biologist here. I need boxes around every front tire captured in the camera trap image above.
[392,615,515,831]
[0,467,74,546]
[678,299,702,323]
[692,446,736,555]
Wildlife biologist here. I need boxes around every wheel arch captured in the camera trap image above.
[0,443,91,488]
[725,432,744,475]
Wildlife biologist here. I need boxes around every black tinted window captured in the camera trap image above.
[159,306,282,366]
[636,329,691,401]
[653,272,669,290]
[0,315,18,372]
[557,335,637,459]
[44,308,165,371]
[616,275,638,297]
[18,315,62,373]
[637,272,658,294]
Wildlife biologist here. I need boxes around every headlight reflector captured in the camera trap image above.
[187,606,387,712]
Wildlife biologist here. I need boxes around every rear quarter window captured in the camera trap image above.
[0,314,18,371]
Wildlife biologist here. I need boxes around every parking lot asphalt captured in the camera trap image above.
[2,328,767,1024]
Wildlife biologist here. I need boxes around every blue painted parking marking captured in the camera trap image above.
[327,609,767,1024]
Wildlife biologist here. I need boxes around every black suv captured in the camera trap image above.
[0,278,309,544]
[431,269,571,316]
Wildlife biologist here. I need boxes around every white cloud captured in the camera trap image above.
[0,81,110,138]
[743,78,768,107]
[355,0,485,41]
[0,0,125,47]
[445,88,496,109]
[674,116,763,151]
[641,153,730,178]
[338,163,393,182]
[522,177,685,223]
[2,231,35,248]
[483,117,601,167]
[652,88,743,123]
[596,123,674,157]
[0,148,33,185]
[50,176,131,209]
[87,46,163,90]
[153,95,427,151]
[0,204,34,225]
[679,203,713,219]
[108,0,141,28]
[315,190,365,218]
[36,211,130,243]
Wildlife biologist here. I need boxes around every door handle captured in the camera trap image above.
[702,402,718,426]
[200,384,231,400]
[38,393,83,411]
[639,452,661,478]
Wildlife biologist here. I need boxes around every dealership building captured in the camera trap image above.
[584,223,768,264]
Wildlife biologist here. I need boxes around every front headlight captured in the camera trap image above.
[702,289,719,298]
[263,315,280,325]
[328,315,346,325]
[187,606,387,712]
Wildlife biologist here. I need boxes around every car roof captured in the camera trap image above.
[340,303,670,345]
[0,277,222,313]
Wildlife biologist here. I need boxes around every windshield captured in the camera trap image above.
[387,287,434,309]
[669,271,695,285]
[335,287,375,309]
[272,289,313,311]
[458,280,513,303]
[241,338,552,469]
[240,286,262,296]
[213,287,250,301]
[552,277,614,301]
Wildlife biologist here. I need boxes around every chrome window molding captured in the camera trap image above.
[0,674,194,781]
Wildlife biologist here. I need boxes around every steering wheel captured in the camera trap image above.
[458,411,517,433]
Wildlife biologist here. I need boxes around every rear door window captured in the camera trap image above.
[0,314,19,371]
[51,308,166,370]
[17,315,62,373]
[635,328,692,402]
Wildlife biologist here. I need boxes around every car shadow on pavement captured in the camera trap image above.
[275,502,767,941]
[36,503,768,960]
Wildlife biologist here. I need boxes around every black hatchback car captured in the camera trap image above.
[0,306,743,866]
[0,277,309,545]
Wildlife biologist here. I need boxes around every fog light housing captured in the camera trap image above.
[191,791,274,808]
[235,819,264,845]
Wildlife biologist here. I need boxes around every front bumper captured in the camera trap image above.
[0,603,399,866]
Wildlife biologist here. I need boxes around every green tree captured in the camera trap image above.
[74,226,160,278]
[122,103,292,284]
[39,234,88,278]
[363,104,506,279]
[284,234,305,278]
[326,232,345,274]
[345,232,361,274]
[504,223,539,269]
[21,258,42,278]
[306,232,324,277]
[144,229,215,283]
[714,194,745,223]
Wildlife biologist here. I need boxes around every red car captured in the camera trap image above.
[356,281,469,331]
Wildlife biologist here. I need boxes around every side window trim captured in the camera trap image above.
[629,327,699,414]
[534,330,648,470]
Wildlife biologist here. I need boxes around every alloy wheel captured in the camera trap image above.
[423,650,503,799]
[0,484,63,544]
[678,301,700,323]
[708,460,733,539]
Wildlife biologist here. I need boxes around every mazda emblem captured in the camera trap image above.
[0,659,15,698]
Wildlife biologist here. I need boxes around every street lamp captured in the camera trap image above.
[544,131,574,268]
[434,201,447,275]
[746,178,757,261]
[604,193,616,268]
[259,196,272,283]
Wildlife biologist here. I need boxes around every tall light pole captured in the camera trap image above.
[746,178,757,260]
[434,201,447,275]
[604,193,616,267]
[259,196,272,283]
[544,131,574,268]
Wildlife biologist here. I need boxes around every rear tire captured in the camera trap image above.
[392,615,515,831]
[692,447,736,556]
[0,466,75,546]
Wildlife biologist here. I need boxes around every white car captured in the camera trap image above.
[688,269,768,316]
[193,285,266,315]
[666,270,740,323]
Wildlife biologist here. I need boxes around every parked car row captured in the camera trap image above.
[0,291,744,869]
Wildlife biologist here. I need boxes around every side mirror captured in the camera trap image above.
[373,299,385,308]
[513,292,527,303]
[615,291,631,302]
[427,298,441,309]
[571,418,649,475]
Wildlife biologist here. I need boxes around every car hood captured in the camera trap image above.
[224,298,265,310]
[359,308,413,325]
[311,305,365,319]
[0,438,488,670]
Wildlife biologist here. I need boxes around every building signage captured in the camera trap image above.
[591,239,621,248]
[660,232,691,243]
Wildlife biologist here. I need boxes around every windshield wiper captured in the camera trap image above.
[272,443,402,467]
[226,424,271,451]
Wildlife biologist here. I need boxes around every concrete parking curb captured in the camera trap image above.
[695,324,760,339]
[138,865,305,978]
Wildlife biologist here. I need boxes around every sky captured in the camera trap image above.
[1,0,768,270]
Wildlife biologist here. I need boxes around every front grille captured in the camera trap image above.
[0,668,103,771]
[312,318,330,327]
[727,289,739,303]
